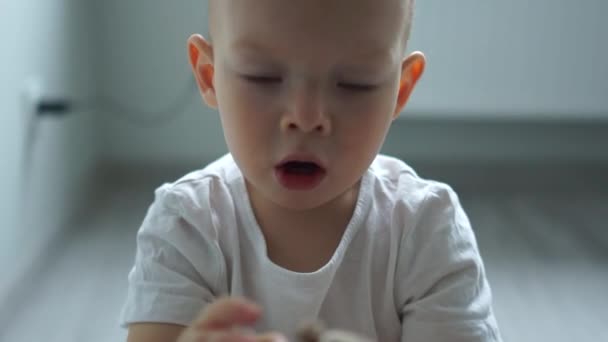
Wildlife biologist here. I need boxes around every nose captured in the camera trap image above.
[280,82,331,135]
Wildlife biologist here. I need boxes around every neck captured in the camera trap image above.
[248,181,361,235]
[245,180,364,272]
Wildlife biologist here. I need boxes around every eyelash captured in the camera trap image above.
[241,75,377,92]
[338,83,378,92]
[242,75,281,84]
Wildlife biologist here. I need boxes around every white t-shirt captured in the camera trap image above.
[120,154,502,341]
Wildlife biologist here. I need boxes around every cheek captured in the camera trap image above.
[337,93,396,142]
[216,81,276,148]
[339,115,391,154]
[221,110,271,149]
[219,77,277,118]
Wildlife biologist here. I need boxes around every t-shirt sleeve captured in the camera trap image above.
[395,183,502,342]
[119,184,224,328]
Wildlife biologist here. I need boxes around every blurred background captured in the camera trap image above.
[1,0,607,341]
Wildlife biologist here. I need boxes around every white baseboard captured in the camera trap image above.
[384,116,608,163]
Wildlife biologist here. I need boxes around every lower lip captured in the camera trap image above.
[274,167,326,191]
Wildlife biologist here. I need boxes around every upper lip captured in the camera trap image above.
[276,153,326,169]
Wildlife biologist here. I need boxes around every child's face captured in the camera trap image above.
[189,0,424,211]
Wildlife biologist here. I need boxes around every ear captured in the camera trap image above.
[393,51,426,119]
[188,34,218,108]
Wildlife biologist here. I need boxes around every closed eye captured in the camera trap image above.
[242,75,282,84]
[338,83,378,92]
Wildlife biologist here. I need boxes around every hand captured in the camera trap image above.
[177,297,287,342]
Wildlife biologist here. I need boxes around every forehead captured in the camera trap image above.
[212,0,408,61]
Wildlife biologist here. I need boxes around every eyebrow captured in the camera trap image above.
[230,40,276,56]
[233,38,393,56]
[230,39,397,72]
[350,49,396,64]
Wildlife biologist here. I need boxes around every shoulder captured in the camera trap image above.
[374,160,497,339]
[137,153,244,259]
[120,157,242,329]
[127,155,242,299]
[152,154,241,218]
[368,154,474,262]
[368,154,461,218]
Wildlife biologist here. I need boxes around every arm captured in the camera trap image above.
[121,185,285,342]
[127,298,285,342]
[120,185,224,333]
[396,184,502,342]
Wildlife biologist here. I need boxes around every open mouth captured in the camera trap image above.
[279,161,323,175]
[275,160,326,190]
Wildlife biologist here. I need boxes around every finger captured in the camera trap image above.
[180,329,254,342]
[196,297,261,331]
[202,331,258,342]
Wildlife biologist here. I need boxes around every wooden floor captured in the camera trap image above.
[1,167,607,342]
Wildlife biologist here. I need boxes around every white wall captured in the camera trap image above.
[407,0,608,117]
[98,0,227,165]
[0,0,98,306]
[97,0,608,166]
